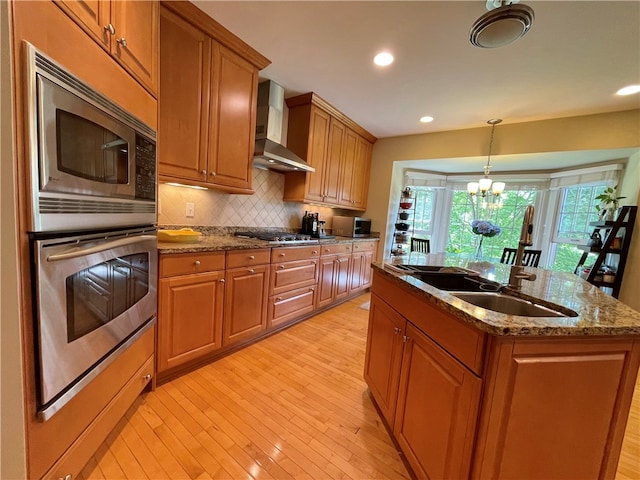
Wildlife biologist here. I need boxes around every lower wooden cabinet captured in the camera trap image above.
[224,264,269,346]
[363,294,405,426]
[394,323,481,479]
[316,253,351,309]
[350,241,376,292]
[366,270,640,480]
[268,285,317,328]
[158,253,225,373]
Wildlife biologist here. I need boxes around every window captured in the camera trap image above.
[549,183,607,272]
[411,187,435,236]
[447,188,539,260]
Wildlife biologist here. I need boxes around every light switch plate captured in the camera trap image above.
[186,202,195,218]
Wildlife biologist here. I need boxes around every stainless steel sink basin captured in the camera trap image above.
[452,292,577,318]
[411,273,500,292]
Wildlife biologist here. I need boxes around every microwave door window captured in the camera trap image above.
[56,110,129,184]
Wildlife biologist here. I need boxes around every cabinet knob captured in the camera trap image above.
[194,260,201,267]
[276,297,283,301]
[143,374,151,382]
[210,172,216,176]
[249,255,255,260]
[248,269,255,274]
[116,37,127,48]
[393,327,401,334]
[220,279,225,283]
[312,250,318,255]
[278,265,285,270]
[325,248,331,253]
[279,253,285,257]
[58,475,72,480]
[201,170,207,175]
[104,24,115,35]
[311,261,316,265]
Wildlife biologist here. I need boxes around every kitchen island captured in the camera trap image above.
[365,254,640,479]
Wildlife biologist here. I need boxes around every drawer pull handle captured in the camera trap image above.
[276,297,283,301]
[143,374,151,382]
[248,269,255,273]
[309,287,315,292]
[312,250,318,254]
[278,265,285,270]
[325,248,331,252]
[194,260,201,267]
[279,253,286,257]
[249,255,255,260]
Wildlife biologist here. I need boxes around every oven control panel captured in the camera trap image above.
[135,134,156,201]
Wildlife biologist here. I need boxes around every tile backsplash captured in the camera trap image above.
[158,168,336,229]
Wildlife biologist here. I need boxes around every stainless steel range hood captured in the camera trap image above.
[253,80,315,173]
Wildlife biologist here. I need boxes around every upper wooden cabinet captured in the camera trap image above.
[284,93,376,211]
[55,0,158,95]
[158,2,270,193]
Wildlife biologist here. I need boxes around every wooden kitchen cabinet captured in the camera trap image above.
[363,293,405,426]
[350,241,376,293]
[55,0,158,95]
[158,252,225,373]
[394,322,482,479]
[158,2,270,193]
[268,245,320,328]
[223,249,270,346]
[316,243,352,309]
[284,92,376,210]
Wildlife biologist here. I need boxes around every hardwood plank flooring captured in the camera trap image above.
[78,292,640,479]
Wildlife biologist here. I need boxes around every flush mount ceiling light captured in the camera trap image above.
[470,0,534,48]
[419,116,434,123]
[468,119,505,209]
[616,85,640,96]
[373,52,394,66]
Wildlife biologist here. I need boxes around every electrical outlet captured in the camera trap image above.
[186,202,195,218]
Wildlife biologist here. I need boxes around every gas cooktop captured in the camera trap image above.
[234,231,319,244]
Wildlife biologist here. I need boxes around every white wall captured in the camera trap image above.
[0,0,27,477]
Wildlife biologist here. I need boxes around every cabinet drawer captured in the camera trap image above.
[160,251,225,277]
[320,243,352,256]
[270,259,319,295]
[226,248,271,268]
[268,285,316,328]
[353,241,376,252]
[271,245,320,263]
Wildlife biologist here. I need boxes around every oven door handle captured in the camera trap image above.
[47,235,156,262]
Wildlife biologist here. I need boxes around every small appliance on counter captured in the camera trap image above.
[302,211,334,238]
[332,216,372,237]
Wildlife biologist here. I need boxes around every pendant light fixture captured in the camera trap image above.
[468,119,505,208]
[470,0,534,48]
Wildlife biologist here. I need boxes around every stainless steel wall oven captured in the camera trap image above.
[23,42,159,420]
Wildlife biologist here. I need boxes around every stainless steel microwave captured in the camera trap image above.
[24,42,157,233]
[332,216,372,237]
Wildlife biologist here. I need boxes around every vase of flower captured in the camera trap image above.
[471,220,501,259]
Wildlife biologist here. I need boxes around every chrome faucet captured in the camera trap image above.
[508,205,537,290]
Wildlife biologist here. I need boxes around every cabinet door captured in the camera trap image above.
[208,44,258,190]
[158,271,225,372]
[352,136,372,209]
[223,265,269,346]
[338,127,359,207]
[334,253,351,301]
[349,251,365,292]
[316,255,338,309]
[363,294,405,426]
[360,250,374,289]
[111,0,158,94]
[323,117,346,204]
[54,0,111,49]
[159,8,210,182]
[394,323,481,480]
[304,106,331,202]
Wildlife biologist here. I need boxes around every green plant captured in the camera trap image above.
[595,185,626,213]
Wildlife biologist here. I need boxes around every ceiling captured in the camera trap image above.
[193,0,640,172]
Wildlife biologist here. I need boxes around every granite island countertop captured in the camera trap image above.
[377,253,640,337]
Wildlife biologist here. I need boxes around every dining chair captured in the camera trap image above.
[500,247,542,267]
[410,237,430,254]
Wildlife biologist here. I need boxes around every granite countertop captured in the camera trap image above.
[378,253,640,337]
[158,233,378,254]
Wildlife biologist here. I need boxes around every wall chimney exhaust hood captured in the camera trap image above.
[253,80,315,173]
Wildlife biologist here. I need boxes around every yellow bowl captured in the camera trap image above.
[157,228,202,243]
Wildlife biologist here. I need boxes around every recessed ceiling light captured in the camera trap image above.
[616,85,640,96]
[373,52,394,66]
[419,116,434,123]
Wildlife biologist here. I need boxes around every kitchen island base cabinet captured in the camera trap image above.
[394,323,481,480]
[366,269,640,480]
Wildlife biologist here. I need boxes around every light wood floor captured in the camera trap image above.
[79,292,640,480]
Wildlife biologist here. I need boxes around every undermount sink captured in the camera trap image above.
[452,292,577,318]
[411,273,500,292]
